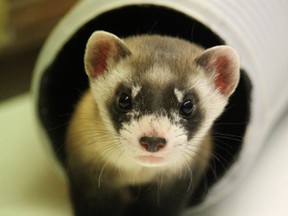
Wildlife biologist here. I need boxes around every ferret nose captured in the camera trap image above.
[139,136,167,153]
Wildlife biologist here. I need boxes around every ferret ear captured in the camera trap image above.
[195,46,240,97]
[84,31,131,78]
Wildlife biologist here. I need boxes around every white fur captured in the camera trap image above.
[117,114,200,170]
[174,88,184,102]
[132,85,142,98]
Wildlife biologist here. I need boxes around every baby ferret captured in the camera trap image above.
[65,31,240,216]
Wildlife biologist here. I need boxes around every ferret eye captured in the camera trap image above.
[180,100,195,117]
[118,93,132,111]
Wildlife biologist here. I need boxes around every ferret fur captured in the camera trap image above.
[65,31,240,216]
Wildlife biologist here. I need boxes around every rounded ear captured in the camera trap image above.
[194,46,240,97]
[84,31,131,79]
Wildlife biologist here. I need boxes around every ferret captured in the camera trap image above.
[65,31,240,216]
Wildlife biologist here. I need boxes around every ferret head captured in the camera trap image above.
[84,31,240,171]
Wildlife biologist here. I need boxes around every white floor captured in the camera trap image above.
[1,94,288,216]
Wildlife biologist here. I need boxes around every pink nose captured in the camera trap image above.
[139,136,167,152]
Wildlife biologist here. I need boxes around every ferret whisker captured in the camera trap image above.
[213,131,243,139]
[98,160,108,188]
[210,151,231,172]
[180,152,194,191]
[212,139,237,159]
[159,169,164,189]
[213,121,249,126]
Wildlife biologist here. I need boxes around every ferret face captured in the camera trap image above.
[107,68,203,168]
[84,31,240,171]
